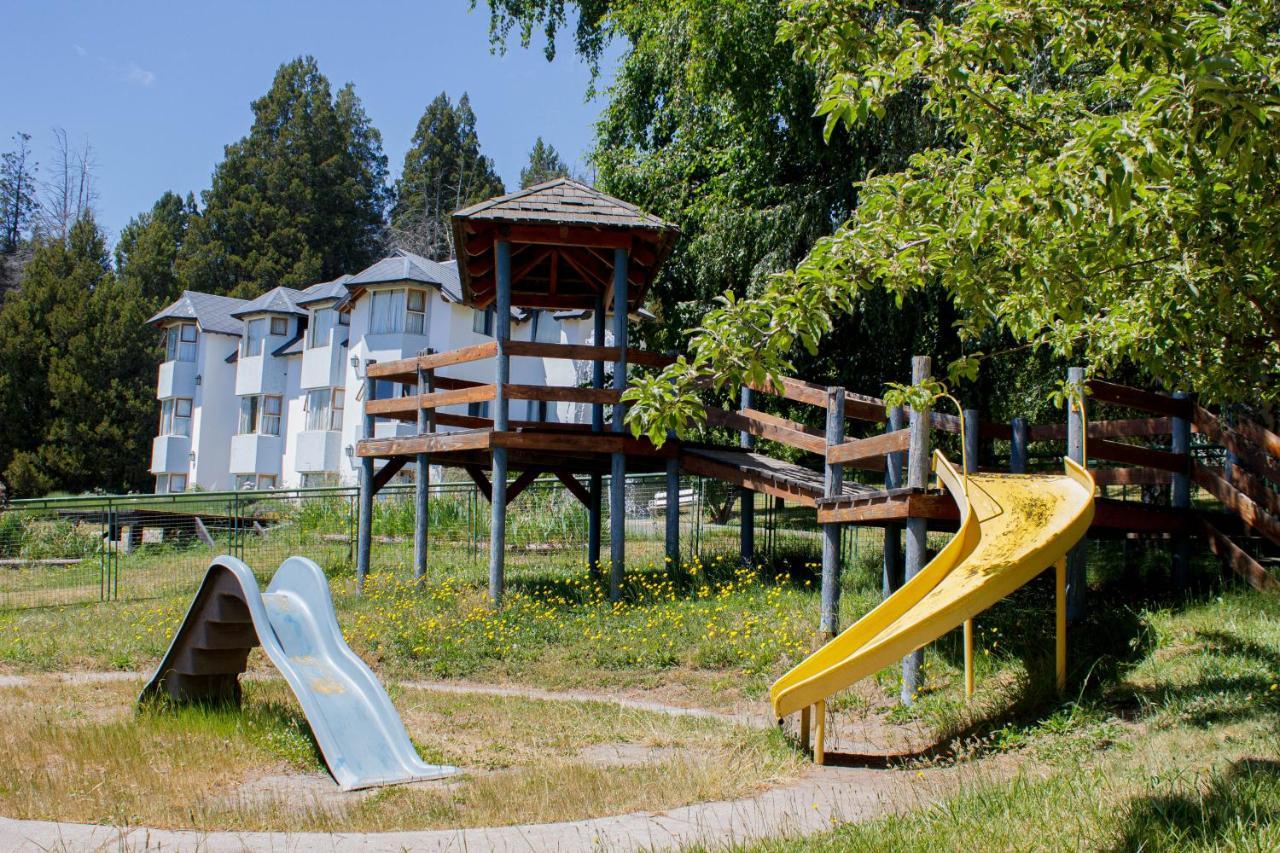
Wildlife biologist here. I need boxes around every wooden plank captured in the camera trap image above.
[504,470,542,505]
[503,340,675,369]
[1089,438,1188,473]
[554,471,592,507]
[491,430,674,457]
[680,452,818,507]
[356,430,490,458]
[1215,464,1280,520]
[1194,405,1280,484]
[367,385,497,417]
[501,224,634,250]
[419,341,499,371]
[504,384,621,405]
[827,428,911,466]
[1092,467,1174,486]
[433,412,594,432]
[703,407,826,455]
[1029,418,1174,441]
[1199,517,1279,591]
[1234,416,1280,461]
[1192,463,1280,548]
[463,465,492,502]
[1087,379,1190,417]
[370,457,408,495]
[1092,499,1185,534]
[817,492,957,525]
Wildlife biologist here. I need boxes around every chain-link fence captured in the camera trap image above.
[0,474,840,612]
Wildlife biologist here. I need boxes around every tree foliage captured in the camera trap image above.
[623,0,1280,441]
[0,132,38,254]
[390,92,505,260]
[115,191,197,306]
[179,57,389,298]
[520,136,570,187]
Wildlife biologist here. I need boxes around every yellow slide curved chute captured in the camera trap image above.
[770,451,1094,720]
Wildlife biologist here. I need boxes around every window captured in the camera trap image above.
[339,310,350,326]
[472,307,494,336]
[305,388,344,431]
[309,308,336,349]
[533,310,560,343]
[160,398,193,437]
[258,474,277,490]
[238,395,282,435]
[163,323,197,362]
[270,316,288,336]
[369,289,405,334]
[406,289,426,334]
[242,318,267,357]
[236,473,277,491]
[168,474,188,493]
[467,401,491,419]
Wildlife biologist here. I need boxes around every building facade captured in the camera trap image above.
[145,250,614,493]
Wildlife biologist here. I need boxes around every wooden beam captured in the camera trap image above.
[1091,467,1174,486]
[1234,416,1280,461]
[1199,517,1280,591]
[491,430,675,457]
[1192,463,1280,548]
[510,246,553,284]
[827,428,911,466]
[680,452,819,507]
[433,412,594,432]
[1194,405,1280,484]
[464,465,492,501]
[504,469,542,506]
[557,248,611,292]
[817,492,956,524]
[1029,418,1175,441]
[366,385,497,418]
[356,430,490,458]
[366,342,498,381]
[703,406,826,455]
[503,340,675,369]
[554,471,592,507]
[1087,379,1191,417]
[504,384,621,405]
[1089,438,1188,473]
[498,223,635,250]
[1214,464,1280,520]
[370,457,408,495]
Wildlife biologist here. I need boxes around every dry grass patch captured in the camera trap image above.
[0,677,799,833]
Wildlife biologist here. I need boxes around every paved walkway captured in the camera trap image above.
[0,672,960,852]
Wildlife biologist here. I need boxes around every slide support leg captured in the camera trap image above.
[1055,557,1067,693]
[813,700,826,765]
[799,706,811,752]
[964,618,975,699]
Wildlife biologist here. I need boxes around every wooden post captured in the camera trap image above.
[739,386,756,566]
[1010,416,1028,473]
[609,247,628,601]
[883,405,905,598]
[964,618,975,698]
[665,453,680,569]
[813,698,826,765]
[588,292,605,577]
[1065,366,1087,622]
[1055,557,1067,693]
[413,352,431,583]
[820,386,845,638]
[901,356,931,706]
[490,239,512,607]
[1171,390,1191,590]
[356,367,376,592]
[961,406,978,695]
[798,705,811,752]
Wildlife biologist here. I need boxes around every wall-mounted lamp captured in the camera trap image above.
[344,444,354,459]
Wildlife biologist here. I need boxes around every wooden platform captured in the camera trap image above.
[681,447,879,508]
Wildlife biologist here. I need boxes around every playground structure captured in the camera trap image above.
[351,181,1279,761]
[141,555,457,790]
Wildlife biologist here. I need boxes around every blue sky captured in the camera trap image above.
[1,1,614,243]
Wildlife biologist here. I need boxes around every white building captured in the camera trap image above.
[146,250,617,493]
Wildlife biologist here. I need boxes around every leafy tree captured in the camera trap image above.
[622,0,1280,440]
[115,191,197,306]
[390,92,505,259]
[520,136,570,187]
[0,132,38,253]
[180,57,389,298]
[0,214,159,495]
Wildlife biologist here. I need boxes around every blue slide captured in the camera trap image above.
[140,555,458,790]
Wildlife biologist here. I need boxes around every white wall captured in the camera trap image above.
[190,332,239,491]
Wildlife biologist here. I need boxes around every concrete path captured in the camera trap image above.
[0,672,964,852]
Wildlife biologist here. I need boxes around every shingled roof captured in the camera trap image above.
[296,274,352,307]
[146,291,248,336]
[344,250,463,302]
[451,178,679,311]
[230,286,308,319]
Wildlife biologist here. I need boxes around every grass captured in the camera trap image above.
[0,676,798,832]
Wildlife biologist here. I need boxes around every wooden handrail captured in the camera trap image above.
[1192,463,1280,548]
[1199,517,1280,591]
[504,384,621,405]
[1194,405,1280,484]
[827,428,911,466]
[704,407,826,455]
[1028,418,1174,441]
[366,384,496,416]
[1091,467,1173,486]
[504,340,675,369]
[367,341,499,380]
[1089,438,1188,473]
[1086,379,1191,418]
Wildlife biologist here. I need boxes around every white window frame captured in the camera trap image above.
[270,316,289,336]
[369,289,405,334]
[305,388,345,431]
[159,397,193,437]
[238,394,283,436]
[168,473,188,493]
[242,318,267,358]
[308,307,336,349]
[472,306,494,336]
[406,289,426,335]
[164,322,198,362]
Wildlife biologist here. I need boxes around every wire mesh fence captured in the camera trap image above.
[0,474,838,612]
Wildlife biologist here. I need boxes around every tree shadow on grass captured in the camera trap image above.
[1108,758,1280,851]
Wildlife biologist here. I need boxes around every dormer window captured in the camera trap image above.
[406,290,426,334]
[242,318,267,357]
[369,288,428,334]
[270,317,288,336]
[163,323,197,362]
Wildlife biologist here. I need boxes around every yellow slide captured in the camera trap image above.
[771,450,1095,721]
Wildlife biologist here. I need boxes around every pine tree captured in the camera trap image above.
[519,137,569,188]
[115,191,196,306]
[390,92,505,260]
[0,132,38,253]
[179,57,389,298]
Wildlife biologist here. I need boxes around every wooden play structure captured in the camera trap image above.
[353,180,1279,666]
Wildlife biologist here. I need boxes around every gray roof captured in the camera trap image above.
[230,286,308,319]
[147,291,248,336]
[345,250,462,302]
[453,177,676,230]
[296,274,352,307]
